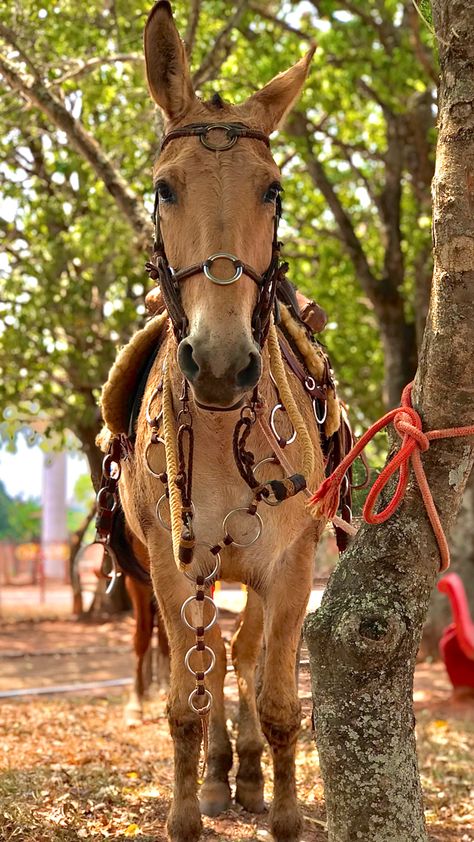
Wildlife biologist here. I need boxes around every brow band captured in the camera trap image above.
[160,122,271,152]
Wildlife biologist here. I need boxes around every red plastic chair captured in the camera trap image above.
[437,573,474,690]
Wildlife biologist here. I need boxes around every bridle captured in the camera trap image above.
[145,121,287,347]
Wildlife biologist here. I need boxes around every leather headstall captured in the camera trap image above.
[145,122,284,347]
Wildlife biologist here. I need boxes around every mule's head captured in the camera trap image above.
[145,1,314,409]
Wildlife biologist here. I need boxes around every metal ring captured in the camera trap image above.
[313,398,328,425]
[184,543,221,585]
[146,388,162,426]
[188,687,213,715]
[156,494,171,531]
[305,376,316,391]
[341,474,350,498]
[157,496,196,533]
[269,369,278,390]
[200,124,237,151]
[222,508,263,548]
[270,403,297,446]
[252,456,280,476]
[203,253,243,285]
[97,487,117,513]
[181,594,218,633]
[341,503,353,523]
[185,645,216,676]
[102,543,122,595]
[102,454,121,481]
[145,439,165,477]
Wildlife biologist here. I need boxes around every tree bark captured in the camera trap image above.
[304,3,474,840]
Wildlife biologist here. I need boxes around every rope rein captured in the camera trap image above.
[267,320,315,480]
[310,382,474,572]
[162,361,183,565]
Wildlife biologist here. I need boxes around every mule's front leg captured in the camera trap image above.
[151,560,229,842]
[258,536,315,842]
[231,587,266,813]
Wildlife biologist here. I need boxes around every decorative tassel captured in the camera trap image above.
[309,475,342,520]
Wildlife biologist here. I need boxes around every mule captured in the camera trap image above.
[117,3,335,840]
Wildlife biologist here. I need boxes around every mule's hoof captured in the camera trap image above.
[199,780,232,817]
[167,800,202,842]
[270,805,303,842]
[235,780,266,814]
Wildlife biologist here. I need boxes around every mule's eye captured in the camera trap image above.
[156,180,175,204]
[263,182,282,204]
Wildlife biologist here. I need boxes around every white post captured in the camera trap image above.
[41,452,68,580]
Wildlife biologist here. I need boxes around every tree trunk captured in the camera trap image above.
[304,3,474,840]
[379,309,417,408]
[422,466,474,658]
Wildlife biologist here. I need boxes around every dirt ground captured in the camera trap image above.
[0,614,473,841]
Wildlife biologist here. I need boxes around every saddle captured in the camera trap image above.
[99,280,354,551]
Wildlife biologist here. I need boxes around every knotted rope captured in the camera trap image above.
[310,382,474,572]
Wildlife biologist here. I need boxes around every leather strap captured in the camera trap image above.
[278,334,327,402]
[161,122,270,152]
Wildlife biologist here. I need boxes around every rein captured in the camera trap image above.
[145,121,285,347]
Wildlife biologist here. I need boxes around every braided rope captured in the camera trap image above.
[162,361,183,568]
[310,382,474,571]
[267,318,315,480]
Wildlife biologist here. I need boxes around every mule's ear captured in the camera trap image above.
[144,1,196,121]
[238,46,315,134]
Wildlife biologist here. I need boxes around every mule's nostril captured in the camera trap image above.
[236,351,262,390]
[178,339,200,382]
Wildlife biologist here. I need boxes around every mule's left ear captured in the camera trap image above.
[144,1,196,121]
[237,46,315,134]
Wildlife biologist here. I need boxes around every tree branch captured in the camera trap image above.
[192,0,250,89]
[50,53,143,87]
[248,3,314,41]
[184,0,202,58]
[0,53,152,244]
[288,112,382,310]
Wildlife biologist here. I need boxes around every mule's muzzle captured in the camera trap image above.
[178,336,262,408]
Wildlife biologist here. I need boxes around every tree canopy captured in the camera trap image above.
[0,1,437,475]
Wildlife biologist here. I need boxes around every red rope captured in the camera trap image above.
[310,383,474,572]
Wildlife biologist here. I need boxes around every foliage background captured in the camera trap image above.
[0,0,437,481]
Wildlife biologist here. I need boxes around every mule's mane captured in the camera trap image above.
[208,92,226,110]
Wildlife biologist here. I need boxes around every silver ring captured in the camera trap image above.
[200,124,237,151]
[146,388,162,426]
[341,503,353,523]
[185,645,216,676]
[270,403,297,446]
[181,595,218,632]
[203,253,243,285]
[252,456,280,476]
[305,376,316,391]
[222,508,263,547]
[184,543,221,585]
[102,543,122,594]
[188,687,213,715]
[145,439,165,477]
[97,487,117,513]
[313,398,327,425]
[156,494,171,531]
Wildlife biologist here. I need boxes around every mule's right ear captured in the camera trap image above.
[144,1,196,121]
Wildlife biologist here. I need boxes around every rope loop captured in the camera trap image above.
[309,382,474,572]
